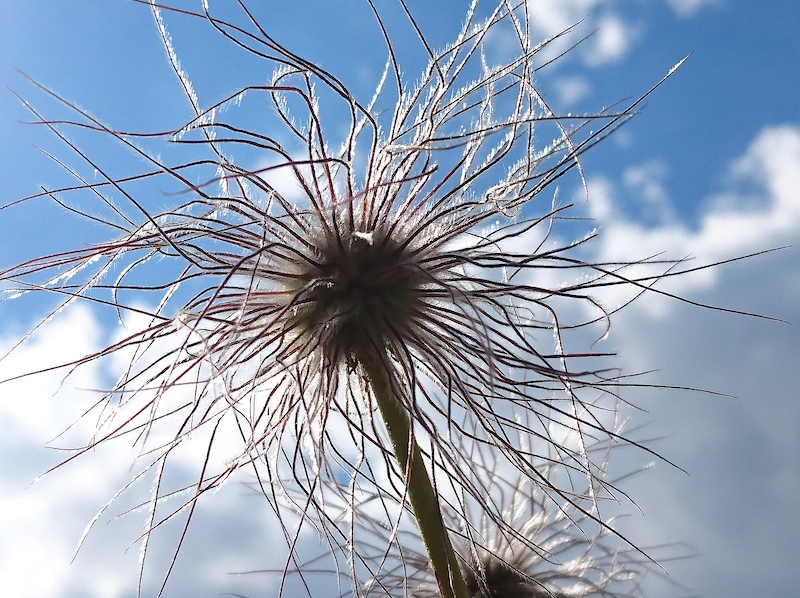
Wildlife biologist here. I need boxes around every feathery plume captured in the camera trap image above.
[2,1,714,595]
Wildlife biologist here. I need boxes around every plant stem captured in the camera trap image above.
[360,349,470,598]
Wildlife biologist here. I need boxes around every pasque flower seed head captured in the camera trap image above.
[0,1,725,595]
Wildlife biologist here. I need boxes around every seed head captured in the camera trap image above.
[2,1,695,594]
[299,430,678,598]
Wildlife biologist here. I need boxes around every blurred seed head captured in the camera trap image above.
[278,425,684,598]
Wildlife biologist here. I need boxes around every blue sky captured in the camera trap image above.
[1,1,798,597]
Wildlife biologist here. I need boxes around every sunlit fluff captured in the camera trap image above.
[3,0,689,593]
[279,421,683,598]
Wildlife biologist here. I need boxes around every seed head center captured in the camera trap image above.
[297,232,424,360]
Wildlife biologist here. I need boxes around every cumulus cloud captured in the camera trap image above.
[0,306,290,597]
[524,0,716,69]
[583,14,639,65]
[526,0,641,66]
[526,0,601,40]
[542,129,800,598]
[0,305,129,597]
[598,127,800,598]
[587,125,800,313]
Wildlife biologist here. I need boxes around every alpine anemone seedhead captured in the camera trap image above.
[1,1,695,595]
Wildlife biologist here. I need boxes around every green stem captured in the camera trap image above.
[360,349,470,598]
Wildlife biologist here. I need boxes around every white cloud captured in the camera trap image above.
[524,0,718,69]
[0,304,102,437]
[588,125,800,314]
[584,14,639,65]
[0,306,129,597]
[622,159,676,223]
[584,125,800,597]
[553,75,592,106]
[255,158,307,203]
[526,0,641,66]
[0,306,291,597]
[665,0,720,18]
[527,0,601,39]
